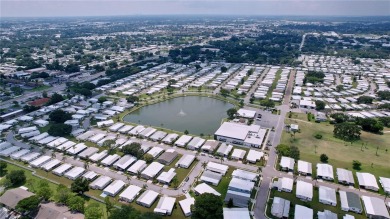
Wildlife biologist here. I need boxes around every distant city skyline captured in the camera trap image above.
[1,0,390,18]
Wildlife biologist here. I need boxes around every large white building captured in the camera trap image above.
[214,122,266,148]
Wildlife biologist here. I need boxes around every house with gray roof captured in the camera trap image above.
[339,191,363,213]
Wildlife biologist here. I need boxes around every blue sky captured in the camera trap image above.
[1,0,389,17]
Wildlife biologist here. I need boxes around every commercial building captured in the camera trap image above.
[214,122,266,148]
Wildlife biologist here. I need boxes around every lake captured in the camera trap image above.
[123,96,234,135]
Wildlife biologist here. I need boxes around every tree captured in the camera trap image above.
[330,113,350,123]
[42,91,48,98]
[260,99,275,109]
[108,61,118,69]
[85,203,103,219]
[333,123,361,142]
[192,193,223,219]
[379,117,390,128]
[289,146,300,160]
[122,142,143,159]
[171,176,179,188]
[336,85,344,92]
[126,95,139,104]
[0,161,7,174]
[221,66,228,72]
[227,108,237,119]
[98,96,108,103]
[65,63,80,73]
[275,144,290,156]
[47,93,64,105]
[6,170,26,186]
[54,184,72,204]
[219,89,229,97]
[67,196,85,213]
[49,109,72,123]
[108,205,140,219]
[352,160,362,170]
[357,96,374,104]
[48,124,72,137]
[36,180,52,201]
[104,196,114,215]
[143,154,154,164]
[227,198,234,208]
[320,154,329,163]
[16,195,41,213]
[71,178,90,194]
[315,100,325,110]
[355,118,384,133]
[23,105,40,113]
[102,139,115,148]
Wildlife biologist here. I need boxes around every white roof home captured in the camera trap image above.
[223,208,251,219]
[141,162,164,179]
[21,152,41,162]
[64,167,85,180]
[66,143,87,155]
[187,137,205,150]
[97,119,114,127]
[297,160,312,175]
[89,133,106,143]
[47,137,68,148]
[176,154,195,168]
[280,156,294,171]
[318,210,337,219]
[90,176,112,190]
[237,109,256,118]
[150,131,167,141]
[30,155,51,168]
[18,126,37,134]
[78,147,99,159]
[200,170,223,186]
[101,154,121,166]
[337,168,355,185]
[179,197,195,217]
[57,141,76,151]
[162,133,179,144]
[97,135,117,146]
[108,123,125,132]
[206,162,228,175]
[319,186,337,206]
[139,127,157,138]
[273,177,294,193]
[129,125,145,135]
[246,149,264,163]
[0,142,11,151]
[231,149,246,160]
[21,130,40,138]
[10,149,30,160]
[82,171,98,181]
[356,172,379,191]
[113,155,137,170]
[296,180,313,201]
[146,147,164,158]
[38,136,57,145]
[174,135,192,147]
[29,132,49,142]
[294,205,313,219]
[0,146,20,157]
[119,185,142,203]
[103,180,126,196]
[361,196,390,219]
[136,190,159,208]
[154,196,176,216]
[52,163,72,176]
[76,130,95,141]
[157,168,176,185]
[232,169,257,182]
[317,163,334,181]
[33,119,49,127]
[271,197,290,218]
[194,183,221,196]
[89,150,108,162]
[379,177,390,194]
[216,143,234,158]
[128,160,147,175]
[118,125,134,134]
[41,159,61,171]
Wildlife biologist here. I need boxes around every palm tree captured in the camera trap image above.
[201,161,207,169]
[220,156,224,164]
[126,175,131,184]
[137,170,141,179]
[84,161,89,170]
[51,151,56,159]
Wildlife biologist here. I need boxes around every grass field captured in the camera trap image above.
[282,113,390,178]
[211,167,236,200]
[266,184,366,219]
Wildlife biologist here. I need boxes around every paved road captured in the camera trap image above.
[299,34,307,52]
[244,68,269,104]
[254,69,296,219]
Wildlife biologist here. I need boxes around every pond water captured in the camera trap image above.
[123,96,234,135]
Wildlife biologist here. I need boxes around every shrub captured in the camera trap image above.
[314,134,323,139]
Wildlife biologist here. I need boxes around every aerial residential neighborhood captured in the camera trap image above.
[0,2,390,219]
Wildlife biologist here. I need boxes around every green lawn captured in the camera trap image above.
[266,69,282,99]
[211,167,236,200]
[282,113,390,178]
[28,85,51,92]
[266,184,366,219]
